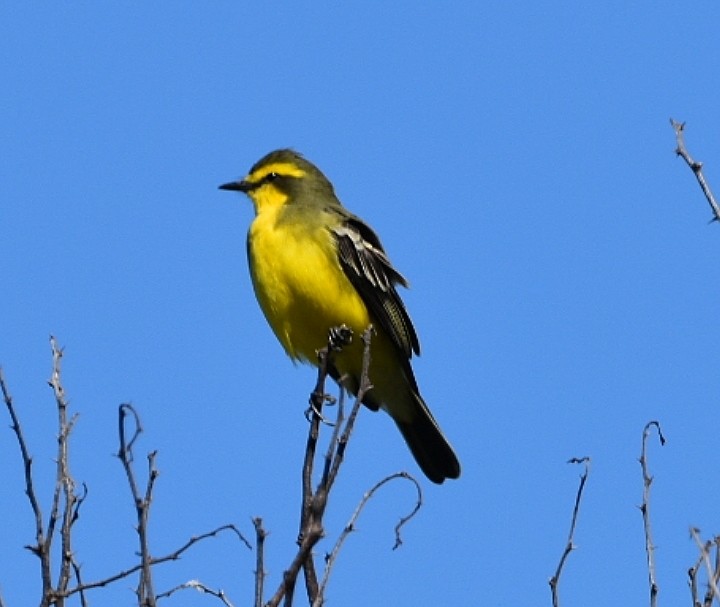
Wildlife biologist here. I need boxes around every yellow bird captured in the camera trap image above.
[220,149,460,483]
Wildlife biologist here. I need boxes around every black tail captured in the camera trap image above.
[395,394,461,484]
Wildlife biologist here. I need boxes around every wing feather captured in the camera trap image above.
[331,214,420,360]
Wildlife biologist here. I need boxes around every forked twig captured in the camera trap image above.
[117,403,157,605]
[297,325,352,602]
[549,456,591,607]
[689,529,720,606]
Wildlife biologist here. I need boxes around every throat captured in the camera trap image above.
[251,186,289,218]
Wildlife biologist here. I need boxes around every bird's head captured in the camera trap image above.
[219,149,336,213]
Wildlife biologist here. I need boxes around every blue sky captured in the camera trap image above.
[2,3,720,605]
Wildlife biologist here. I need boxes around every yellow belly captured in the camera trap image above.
[248,213,371,364]
[247,206,419,423]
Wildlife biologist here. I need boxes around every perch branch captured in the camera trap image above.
[267,326,373,607]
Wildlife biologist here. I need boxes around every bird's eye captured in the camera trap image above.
[265,172,279,183]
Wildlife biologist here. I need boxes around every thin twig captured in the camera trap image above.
[324,327,374,490]
[321,388,346,487]
[689,550,704,607]
[639,420,666,607]
[253,517,267,607]
[71,560,88,607]
[5,346,246,605]
[117,403,157,606]
[711,537,720,606]
[315,471,422,607]
[0,366,48,590]
[156,579,235,606]
[390,472,423,551]
[59,524,247,598]
[47,335,85,604]
[670,118,720,223]
[549,456,591,607]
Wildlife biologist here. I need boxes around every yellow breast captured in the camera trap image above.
[247,204,371,363]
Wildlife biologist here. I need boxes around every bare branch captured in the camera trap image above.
[117,403,156,605]
[549,456,591,607]
[689,529,720,607]
[670,118,720,223]
[1,367,48,588]
[315,471,422,606]
[5,344,246,605]
[156,579,235,606]
[59,524,247,599]
[390,472,423,551]
[639,421,665,607]
[253,518,267,607]
[324,327,374,490]
[71,560,88,607]
[47,335,84,604]
[689,550,704,607]
[711,537,720,607]
[297,325,353,602]
[267,326,373,607]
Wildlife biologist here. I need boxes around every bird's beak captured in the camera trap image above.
[218,179,251,192]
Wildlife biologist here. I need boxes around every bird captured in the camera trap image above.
[219,149,460,483]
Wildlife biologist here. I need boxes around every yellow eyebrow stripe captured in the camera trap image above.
[246,162,306,184]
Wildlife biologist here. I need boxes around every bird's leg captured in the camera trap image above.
[307,325,353,420]
[328,324,353,351]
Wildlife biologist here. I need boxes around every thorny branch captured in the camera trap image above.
[549,456,591,607]
[670,118,720,222]
[639,421,665,607]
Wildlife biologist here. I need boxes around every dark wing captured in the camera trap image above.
[331,213,420,360]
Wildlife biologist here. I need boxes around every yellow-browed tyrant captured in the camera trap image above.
[219,149,460,483]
